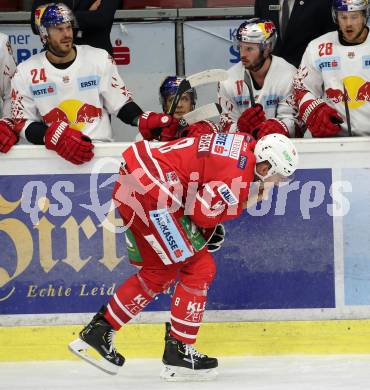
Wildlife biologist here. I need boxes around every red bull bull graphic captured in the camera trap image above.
[43,107,69,123]
[262,21,274,34]
[326,87,345,103]
[326,76,370,109]
[355,81,370,102]
[42,100,102,130]
[76,104,102,124]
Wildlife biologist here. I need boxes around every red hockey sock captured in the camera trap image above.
[104,274,155,330]
[170,282,208,344]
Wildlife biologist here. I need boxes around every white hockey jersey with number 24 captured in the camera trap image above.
[11,45,132,141]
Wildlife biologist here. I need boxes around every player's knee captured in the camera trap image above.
[138,267,178,294]
[202,255,217,286]
[180,253,217,290]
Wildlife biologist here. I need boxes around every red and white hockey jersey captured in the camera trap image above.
[218,57,297,135]
[11,45,132,141]
[114,133,256,230]
[0,33,16,119]
[294,31,370,136]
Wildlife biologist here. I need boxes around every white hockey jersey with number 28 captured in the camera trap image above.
[295,31,370,136]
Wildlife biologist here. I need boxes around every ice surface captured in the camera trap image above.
[1,355,369,390]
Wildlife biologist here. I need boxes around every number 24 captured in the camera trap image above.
[30,68,47,84]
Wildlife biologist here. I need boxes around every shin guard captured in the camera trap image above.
[104,274,155,330]
[170,282,208,344]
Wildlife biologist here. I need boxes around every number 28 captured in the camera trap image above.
[318,43,333,57]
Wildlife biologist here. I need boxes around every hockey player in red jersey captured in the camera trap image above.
[69,123,298,380]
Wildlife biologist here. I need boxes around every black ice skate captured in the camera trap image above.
[160,322,218,381]
[68,306,125,375]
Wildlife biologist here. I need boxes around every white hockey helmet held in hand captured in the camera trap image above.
[234,18,277,52]
[332,0,369,23]
[254,134,298,182]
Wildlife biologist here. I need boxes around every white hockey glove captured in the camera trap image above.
[207,224,225,253]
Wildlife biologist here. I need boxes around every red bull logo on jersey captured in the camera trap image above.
[326,76,370,109]
[78,76,101,91]
[356,81,370,102]
[42,100,102,130]
[315,57,341,71]
[31,83,57,97]
[326,87,346,103]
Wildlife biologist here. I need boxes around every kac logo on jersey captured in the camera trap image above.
[315,57,341,71]
[362,56,370,69]
[78,76,101,91]
[217,184,238,206]
[30,83,57,98]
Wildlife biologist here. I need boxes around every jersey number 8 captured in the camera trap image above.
[158,138,195,154]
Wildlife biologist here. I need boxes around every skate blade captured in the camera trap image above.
[160,365,218,382]
[68,338,120,375]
